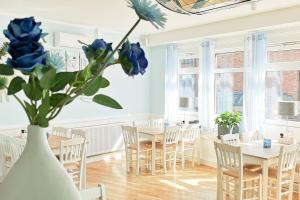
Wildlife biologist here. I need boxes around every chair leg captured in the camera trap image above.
[163,149,167,174]
[136,150,140,176]
[173,147,177,173]
[192,145,196,168]
[125,148,130,173]
[181,142,185,169]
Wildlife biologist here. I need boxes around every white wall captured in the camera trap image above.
[0,14,151,128]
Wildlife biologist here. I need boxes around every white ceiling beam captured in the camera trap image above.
[145,5,300,46]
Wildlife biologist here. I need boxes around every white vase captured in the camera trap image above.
[0,125,81,200]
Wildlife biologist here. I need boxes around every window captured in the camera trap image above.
[265,46,300,121]
[178,57,199,112]
[215,50,244,114]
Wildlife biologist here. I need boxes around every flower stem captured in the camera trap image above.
[47,18,142,121]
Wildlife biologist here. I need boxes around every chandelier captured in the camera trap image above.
[155,0,257,15]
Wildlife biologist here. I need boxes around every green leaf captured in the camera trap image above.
[83,76,110,96]
[49,93,68,107]
[51,72,76,92]
[24,101,37,119]
[40,68,56,89]
[93,94,122,109]
[22,83,42,101]
[38,98,50,117]
[7,77,26,95]
[0,76,8,90]
[36,114,49,127]
[0,64,14,76]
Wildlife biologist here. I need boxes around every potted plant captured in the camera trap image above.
[0,0,167,199]
[214,111,241,139]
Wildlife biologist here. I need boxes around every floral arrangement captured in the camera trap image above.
[0,0,166,127]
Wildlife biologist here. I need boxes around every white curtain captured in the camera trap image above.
[165,44,178,122]
[199,40,215,128]
[243,32,267,133]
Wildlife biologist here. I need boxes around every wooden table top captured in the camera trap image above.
[48,135,69,150]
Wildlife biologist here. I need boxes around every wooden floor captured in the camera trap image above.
[86,153,217,200]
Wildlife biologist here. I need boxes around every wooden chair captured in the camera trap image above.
[179,124,199,168]
[156,126,180,173]
[133,120,152,129]
[0,135,25,182]
[214,142,262,200]
[121,126,152,176]
[267,144,299,200]
[59,138,86,190]
[80,184,106,200]
[221,133,261,173]
[221,133,240,145]
[151,118,165,128]
[52,127,70,138]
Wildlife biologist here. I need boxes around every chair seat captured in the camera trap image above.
[244,164,262,172]
[224,169,261,181]
[155,142,177,149]
[267,167,292,180]
[64,162,80,170]
[296,163,300,172]
[128,141,152,151]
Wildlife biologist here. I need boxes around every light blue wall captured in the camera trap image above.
[149,45,166,115]
[0,15,151,127]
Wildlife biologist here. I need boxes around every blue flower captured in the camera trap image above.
[4,17,47,72]
[119,41,148,76]
[7,42,47,72]
[3,17,43,43]
[82,39,112,61]
[128,0,167,29]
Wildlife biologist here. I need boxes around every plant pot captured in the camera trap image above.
[217,125,240,139]
[0,125,81,200]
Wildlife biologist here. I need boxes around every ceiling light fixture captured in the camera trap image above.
[155,0,260,15]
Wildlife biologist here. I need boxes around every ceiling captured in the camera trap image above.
[0,0,299,36]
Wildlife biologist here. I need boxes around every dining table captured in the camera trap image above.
[216,141,292,200]
[138,127,165,175]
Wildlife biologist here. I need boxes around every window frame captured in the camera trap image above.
[177,55,200,118]
[214,47,244,114]
[265,43,300,125]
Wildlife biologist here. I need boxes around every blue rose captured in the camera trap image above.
[119,41,148,76]
[3,17,42,43]
[7,42,47,72]
[82,39,112,61]
[4,17,47,72]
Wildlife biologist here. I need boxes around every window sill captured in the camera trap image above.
[264,119,300,128]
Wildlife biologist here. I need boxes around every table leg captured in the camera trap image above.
[82,155,87,189]
[216,167,222,200]
[152,137,156,176]
[262,160,269,200]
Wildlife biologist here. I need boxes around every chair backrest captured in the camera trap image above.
[0,135,25,179]
[221,134,240,145]
[121,126,138,146]
[164,126,180,145]
[133,120,151,129]
[151,118,164,128]
[71,129,87,139]
[181,125,200,143]
[59,138,86,165]
[52,127,70,138]
[214,141,243,175]
[278,144,299,178]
